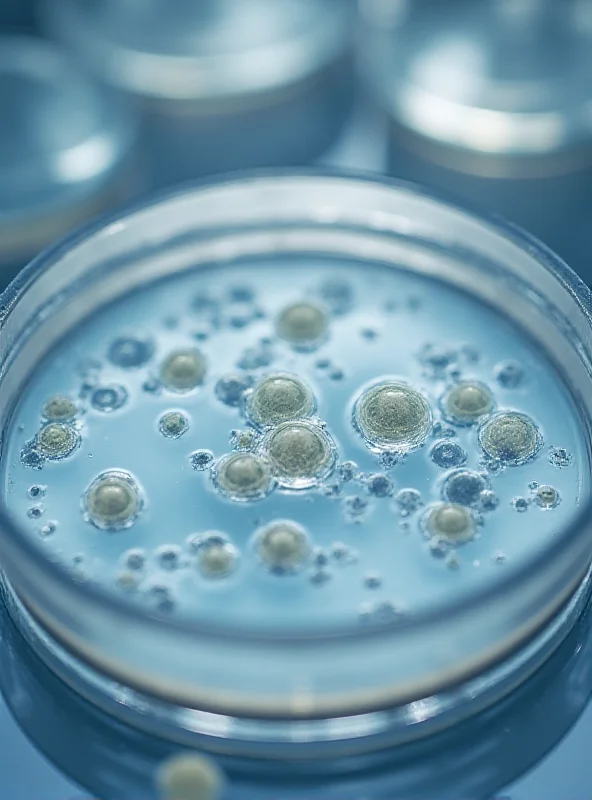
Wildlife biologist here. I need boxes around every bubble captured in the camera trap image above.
[42,395,77,421]
[108,336,154,368]
[339,461,358,482]
[276,301,328,348]
[479,490,500,511]
[246,373,315,428]
[83,470,142,531]
[512,497,529,513]
[159,411,190,439]
[157,546,182,570]
[312,548,330,568]
[442,470,489,507]
[423,503,476,544]
[213,452,274,501]
[160,348,207,391]
[90,384,128,413]
[322,482,342,498]
[361,328,379,340]
[364,572,382,589]
[265,420,336,489]
[353,380,432,453]
[419,344,457,378]
[495,360,524,389]
[365,473,393,498]
[316,358,331,370]
[329,368,344,381]
[310,568,332,585]
[331,541,358,563]
[344,494,370,520]
[39,521,57,538]
[143,378,161,395]
[255,520,310,572]
[229,429,258,451]
[228,285,255,303]
[124,549,146,570]
[237,344,274,370]
[443,381,494,425]
[395,488,422,514]
[479,412,542,465]
[157,752,224,800]
[27,485,46,499]
[37,423,80,460]
[534,485,561,509]
[548,446,573,468]
[319,278,353,314]
[189,450,215,471]
[215,373,253,407]
[430,440,468,469]
[115,571,139,593]
[27,505,44,519]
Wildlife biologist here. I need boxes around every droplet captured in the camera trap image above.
[255,520,310,572]
[512,497,529,513]
[157,752,224,800]
[442,470,489,507]
[265,420,336,489]
[423,503,476,544]
[90,384,128,413]
[246,373,315,428]
[495,360,524,389]
[213,452,274,501]
[353,380,432,453]
[189,450,215,471]
[108,335,154,368]
[430,440,468,469]
[37,423,80,460]
[160,348,207,391]
[548,446,573,468]
[159,411,189,439]
[42,395,77,421]
[215,373,253,407]
[442,381,494,425]
[534,485,561,509]
[276,301,328,348]
[365,473,393,497]
[479,412,542,466]
[83,470,142,531]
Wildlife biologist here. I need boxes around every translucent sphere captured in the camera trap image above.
[246,372,315,428]
[424,503,476,544]
[443,381,494,425]
[159,411,190,439]
[160,348,207,391]
[479,412,542,465]
[196,537,238,579]
[37,423,80,460]
[83,470,142,530]
[265,420,336,489]
[157,753,224,800]
[353,380,432,452]
[255,520,310,572]
[213,452,274,502]
[276,302,328,347]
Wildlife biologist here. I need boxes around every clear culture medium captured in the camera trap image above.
[1,173,592,759]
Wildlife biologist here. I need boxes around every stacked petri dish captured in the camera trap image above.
[1,172,592,793]
[0,35,139,288]
[42,0,354,189]
[358,0,592,281]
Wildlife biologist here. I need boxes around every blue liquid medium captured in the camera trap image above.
[1,258,588,633]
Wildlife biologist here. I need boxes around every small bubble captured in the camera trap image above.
[27,485,46,499]
[37,423,80,460]
[534,485,561,509]
[312,547,330,567]
[143,378,161,394]
[191,292,218,314]
[446,553,460,570]
[361,328,379,340]
[428,538,448,559]
[316,358,331,370]
[339,461,358,482]
[116,572,139,593]
[39,521,57,537]
[423,503,476,544]
[237,344,274,370]
[83,470,142,531]
[189,450,215,471]
[215,373,253,407]
[493,551,507,564]
[108,336,154,369]
[229,429,258,451]
[90,384,128,413]
[379,451,402,469]
[353,380,432,453]
[42,396,77,421]
[160,349,207,392]
[124,549,146,571]
[265,420,336,490]
[310,568,332,586]
[495,360,524,388]
[529,480,539,490]
[246,373,315,428]
[276,301,328,349]
[419,343,456,378]
[479,490,499,511]
[157,546,182,570]
[256,520,310,572]
[548,447,573,468]
[395,488,422,514]
[364,572,382,589]
[159,411,189,439]
[375,600,406,622]
[193,329,209,342]
[430,440,468,469]
[343,494,369,520]
[319,278,353,315]
[442,470,489,507]
[331,541,357,564]
[512,497,529,513]
[329,368,345,381]
[366,473,393,498]
[228,285,255,303]
[322,482,342,498]
[20,441,45,470]
[480,413,542,466]
[460,345,479,364]
[213,452,274,501]
[442,381,494,425]
[27,504,44,519]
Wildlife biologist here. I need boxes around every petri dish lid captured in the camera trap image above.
[43,0,352,103]
[0,36,136,257]
[360,0,592,162]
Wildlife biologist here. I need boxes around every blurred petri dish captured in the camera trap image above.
[42,0,354,188]
[358,0,592,280]
[1,173,592,757]
[0,36,139,287]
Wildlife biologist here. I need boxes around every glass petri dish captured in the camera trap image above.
[0,36,139,288]
[358,0,592,281]
[1,172,592,756]
[42,0,354,188]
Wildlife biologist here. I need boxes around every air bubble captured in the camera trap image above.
[310,568,332,585]
[124,549,146,571]
[343,494,369,520]
[423,503,476,544]
[246,373,315,428]
[215,373,253,407]
[213,452,274,501]
[353,380,432,453]
[255,520,310,572]
[364,572,382,589]
[265,420,336,489]
[159,411,189,439]
[322,482,342,498]
[479,490,500,511]
[90,384,128,413]
[495,360,524,389]
[27,485,46,499]
[276,301,328,348]
[39,521,57,537]
[361,328,379,340]
[339,461,358,482]
[534,485,561,509]
[83,470,142,531]
[157,546,182,570]
[196,538,238,578]
[442,381,494,425]
[116,572,139,593]
[37,423,80,460]
[312,547,330,567]
[365,473,393,497]
[143,378,161,395]
[430,440,468,469]
[442,470,489,508]
[108,336,154,368]
[160,348,207,391]
[329,368,344,381]
[395,488,422,514]
[479,412,542,465]
[419,344,457,378]
[331,541,358,564]
[512,497,529,513]
[548,446,573,468]
[27,505,44,519]
[189,450,215,471]
[42,395,77,421]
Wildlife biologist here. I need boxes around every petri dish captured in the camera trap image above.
[0,36,139,288]
[42,0,354,188]
[1,173,592,756]
[358,0,592,281]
